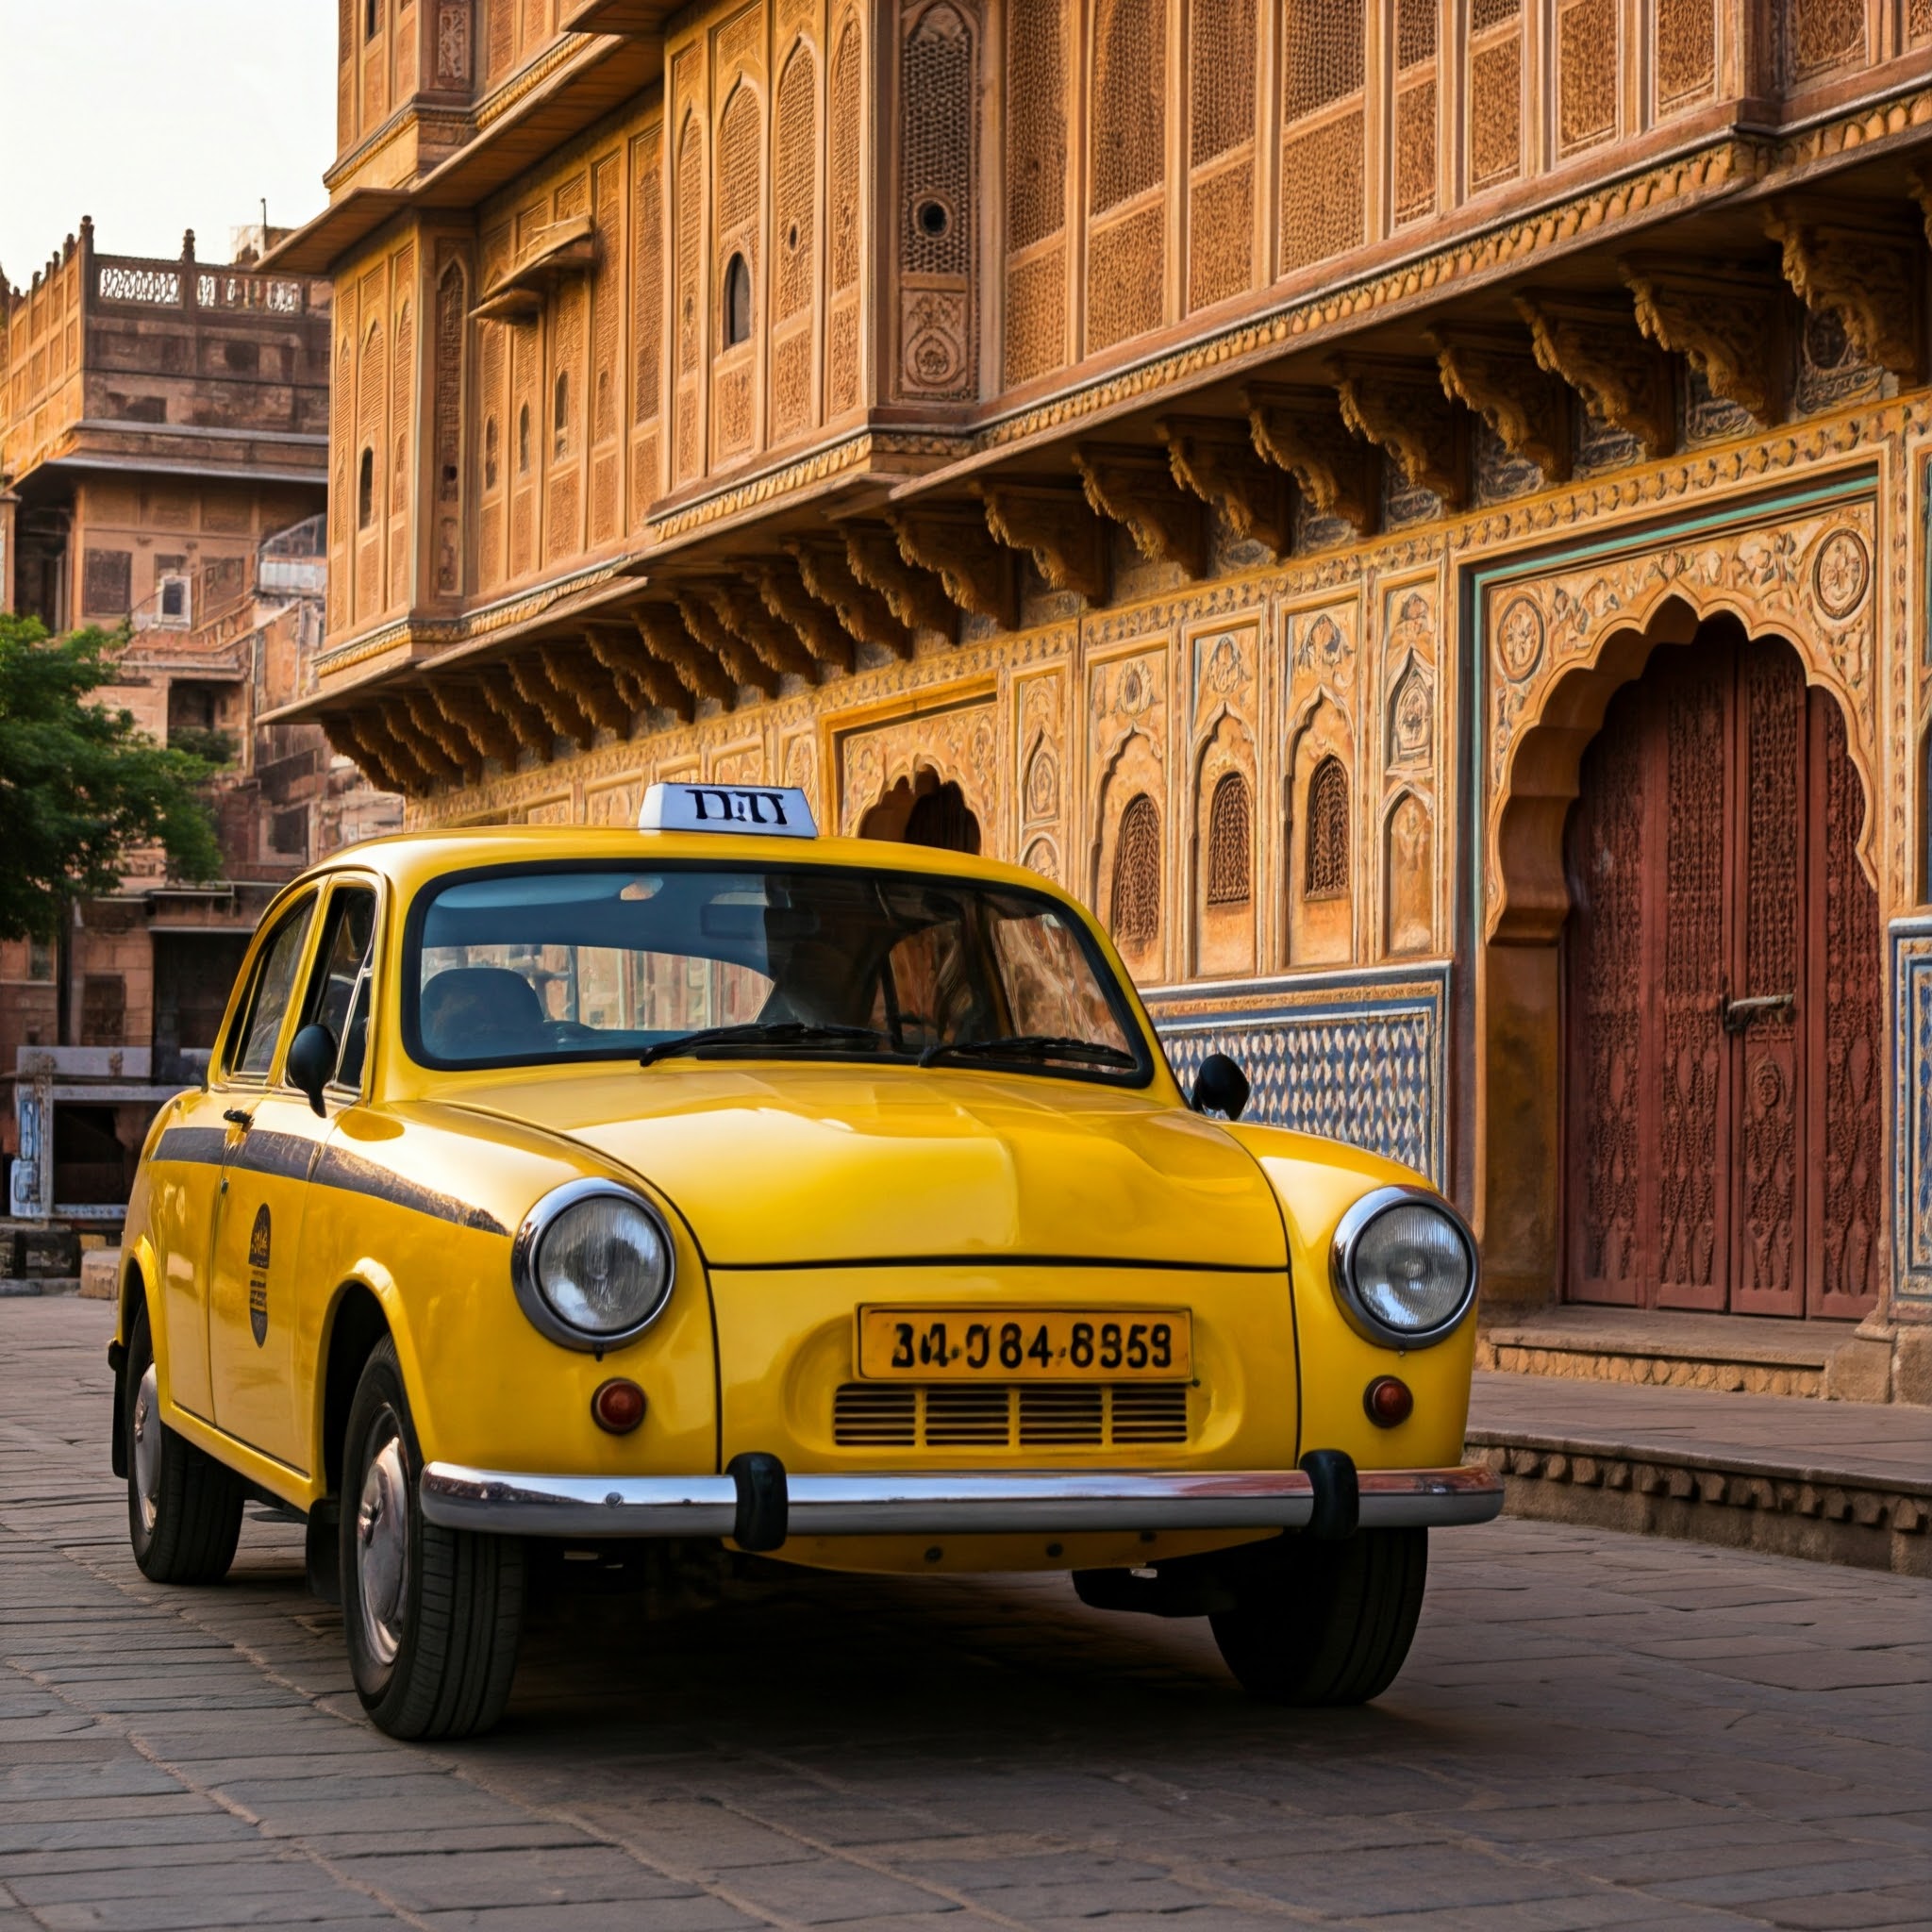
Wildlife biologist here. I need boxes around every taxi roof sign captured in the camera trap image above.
[638,782,819,838]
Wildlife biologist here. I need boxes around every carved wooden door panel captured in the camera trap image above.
[1564,633,1881,1318]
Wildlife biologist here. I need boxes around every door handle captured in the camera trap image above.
[1721,992,1793,1035]
[222,1108,255,1129]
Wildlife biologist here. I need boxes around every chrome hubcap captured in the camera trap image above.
[354,1418,410,1669]
[132,1363,161,1535]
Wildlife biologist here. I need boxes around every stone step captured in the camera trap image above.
[1474,1306,1868,1400]
[1465,1372,1932,1578]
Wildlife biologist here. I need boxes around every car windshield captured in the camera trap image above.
[407,862,1150,1082]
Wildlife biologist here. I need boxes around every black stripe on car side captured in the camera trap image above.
[152,1126,231,1166]
[150,1124,507,1236]
[312,1142,508,1235]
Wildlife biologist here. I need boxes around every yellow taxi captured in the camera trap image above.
[110,780,1498,1739]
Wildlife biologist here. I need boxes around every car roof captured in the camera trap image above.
[293,825,1081,907]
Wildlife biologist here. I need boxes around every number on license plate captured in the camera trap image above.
[857,1307,1191,1379]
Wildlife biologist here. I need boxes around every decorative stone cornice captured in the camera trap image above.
[1243,383,1378,536]
[1765,200,1924,384]
[886,505,1022,631]
[750,559,855,675]
[786,539,913,658]
[1332,357,1466,510]
[634,606,735,707]
[1156,416,1294,559]
[1427,325,1573,483]
[1623,255,1787,426]
[842,524,959,640]
[1515,291,1674,462]
[975,481,1110,604]
[1074,444,1208,577]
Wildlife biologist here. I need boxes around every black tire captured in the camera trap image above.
[340,1338,524,1740]
[125,1303,244,1585]
[1209,1528,1428,1706]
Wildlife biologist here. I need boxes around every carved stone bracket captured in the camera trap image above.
[541,645,632,740]
[1623,255,1787,427]
[1242,383,1378,536]
[887,505,1021,630]
[477,661,551,755]
[1515,291,1674,461]
[1074,444,1208,577]
[974,480,1110,604]
[1764,201,1924,384]
[1156,415,1294,558]
[405,688,481,780]
[671,591,780,697]
[699,578,819,680]
[842,524,960,640]
[385,697,466,785]
[1331,358,1466,509]
[1914,166,1932,251]
[786,539,914,658]
[1426,325,1573,482]
[339,711,415,793]
[749,558,855,675]
[429,681,522,768]
[509,653,597,747]
[634,606,737,708]
[585,621,693,721]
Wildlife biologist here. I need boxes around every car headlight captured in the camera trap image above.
[1330,1185,1478,1349]
[511,1179,675,1350]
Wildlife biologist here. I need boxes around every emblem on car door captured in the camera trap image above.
[248,1205,272,1347]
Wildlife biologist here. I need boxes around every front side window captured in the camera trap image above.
[406,864,1147,1083]
[299,884,379,1091]
[226,896,317,1080]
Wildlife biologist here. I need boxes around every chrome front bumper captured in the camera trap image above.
[419,1459,1504,1541]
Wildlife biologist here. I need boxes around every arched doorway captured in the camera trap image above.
[858,771,983,853]
[1562,625,1882,1319]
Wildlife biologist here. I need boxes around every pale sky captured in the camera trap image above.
[0,2,337,285]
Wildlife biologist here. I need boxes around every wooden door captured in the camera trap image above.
[1563,632,1882,1318]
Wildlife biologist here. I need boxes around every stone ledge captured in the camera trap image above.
[1474,1339,1825,1398]
[1466,1438,1931,1577]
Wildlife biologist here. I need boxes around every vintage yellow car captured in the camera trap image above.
[109,781,1498,1739]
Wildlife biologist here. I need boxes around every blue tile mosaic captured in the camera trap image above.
[1149,967,1450,1190]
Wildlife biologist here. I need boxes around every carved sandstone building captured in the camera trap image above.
[269,1,1932,1350]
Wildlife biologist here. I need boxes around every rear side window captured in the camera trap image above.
[226,897,317,1079]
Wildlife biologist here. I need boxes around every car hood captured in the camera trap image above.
[442,1064,1287,1269]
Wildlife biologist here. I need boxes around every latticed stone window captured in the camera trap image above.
[1111,793,1161,950]
[1305,757,1349,899]
[1206,773,1252,907]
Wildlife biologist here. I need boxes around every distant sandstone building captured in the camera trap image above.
[0,224,398,1222]
[268,3,1931,1347]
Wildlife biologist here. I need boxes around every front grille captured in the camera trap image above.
[832,1382,1189,1450]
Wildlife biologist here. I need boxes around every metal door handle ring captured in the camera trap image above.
[1721,992,1793,1035]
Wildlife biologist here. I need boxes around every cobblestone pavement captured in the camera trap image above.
[4,1300,1929,1932]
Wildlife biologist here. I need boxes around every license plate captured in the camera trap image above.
[857,1307,1191,1380]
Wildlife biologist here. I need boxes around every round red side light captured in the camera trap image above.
[591,1378,647,1434]
[1363,1375,1414,1428]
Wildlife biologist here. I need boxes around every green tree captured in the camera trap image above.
[0,615,224,942]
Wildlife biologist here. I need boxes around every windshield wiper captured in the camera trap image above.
[919,1034,1139,1071]
[639,1022,888,1068]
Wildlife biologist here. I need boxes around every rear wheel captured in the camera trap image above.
[125,1304,243,1585]
[340,1339,524,1740]
[1209,1528,1427,1706]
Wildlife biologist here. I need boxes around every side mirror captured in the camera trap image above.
[286,1024,338,1119]
[1191,1051,1251,1122]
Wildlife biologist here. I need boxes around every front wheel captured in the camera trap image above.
[340,1338,524,1740]
[125,1304,243,1585]
[1209,1528,1427,1706]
